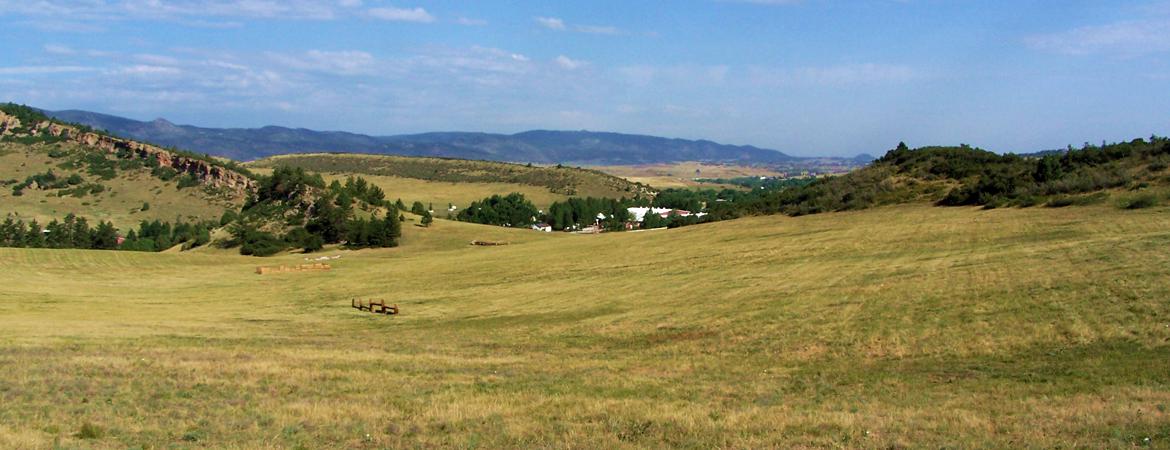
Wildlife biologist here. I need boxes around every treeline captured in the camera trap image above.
[226,166,400,256]
[0,214,212,252]
[545,197,631,231]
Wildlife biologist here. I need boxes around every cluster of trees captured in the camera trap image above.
[6,169,107,199]
[228,166,401,256]
[0,214,118,249]
[456,193,540,227]
[454,191,731,231]
[121,220,213,252]
[0,213,211,252]
[545,197,631,231]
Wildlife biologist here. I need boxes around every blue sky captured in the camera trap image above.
[1,1,1168,157]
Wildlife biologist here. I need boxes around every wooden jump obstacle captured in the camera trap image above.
[352,298,399,316]
[255,263,331,275]
[470,240,509,246]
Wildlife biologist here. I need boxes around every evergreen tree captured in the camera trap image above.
[24,219,45,247]
[421,211,433,227]
[91,221,119,249]
[411,201,427,215]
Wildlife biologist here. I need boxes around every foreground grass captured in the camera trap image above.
[1,204,1168,448]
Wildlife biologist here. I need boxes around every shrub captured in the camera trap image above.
[152,166,178,181]
[176,173,200,189]
[1120,194,1159,210]
[76,422,104,439]
[1046,196,1075,208]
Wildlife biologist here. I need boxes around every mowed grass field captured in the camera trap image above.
[1,204,1169,448]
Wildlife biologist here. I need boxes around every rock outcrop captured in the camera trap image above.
[0,111,255,196]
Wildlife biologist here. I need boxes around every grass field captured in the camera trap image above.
[249,168,573,212]
[1,204,1169,448]
[248,153,648,207]
[593,162,784,189]
[0,142,239,229]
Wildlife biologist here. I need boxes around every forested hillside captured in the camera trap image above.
[723,138,1170,217]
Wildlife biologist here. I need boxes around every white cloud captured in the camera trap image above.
[368,6,434,23]
[43,44,76,55]
[0,65,97,75]
[555,55,586,70]
[1027,20,1170,56]
[535,16,630,36]
[535,16,566,30]
[456,17,488,26]
[270,50,377,75]
[748,63,921,86]
[114,65,183,77]
[574,25,622,35]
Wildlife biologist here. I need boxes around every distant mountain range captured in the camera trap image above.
[45,108,870,166]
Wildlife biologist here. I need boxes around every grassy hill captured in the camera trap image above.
[0,140,240,229]
[248,153,652,210]
[0,104,253,229]
[1,204,1167,447]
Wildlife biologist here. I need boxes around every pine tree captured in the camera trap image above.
[421,211,433,227]
[25,219,45,248]
[91,221,119,249]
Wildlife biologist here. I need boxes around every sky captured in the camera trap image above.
[1,1,1168,157]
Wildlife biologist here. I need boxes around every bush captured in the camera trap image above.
[152,166,178,181]
[240,231,284,256]
[176,173,200,189]
[1120,194,1159,210]
[1046,196,1075,208]
[76,422,104,439]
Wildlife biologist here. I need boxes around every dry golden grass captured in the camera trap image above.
[249,168,572,211]
[593,162,783,189]
[1,204,1168,448]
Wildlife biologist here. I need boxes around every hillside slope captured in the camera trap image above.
[248,153,652,208]
[47,109,801,165]
[721,140,1170,217]
[0,204,1166,447]
[0,105,253,227]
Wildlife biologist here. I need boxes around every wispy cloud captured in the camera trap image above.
[0,0,434,25]
[1027,19,1170,56]
[555,55,586,70]
[456,17,488,26]
[0,65,97,75]
[535,16,566,30]
[368,6,434,23]
[535,16,629,35]
[748,63,922,86]
[269,50,377,75]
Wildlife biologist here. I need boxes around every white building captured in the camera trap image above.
[626,207,675,223]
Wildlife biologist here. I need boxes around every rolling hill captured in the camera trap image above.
[247,153,652,210]
[45,108,815,165]
[0,105,254,229]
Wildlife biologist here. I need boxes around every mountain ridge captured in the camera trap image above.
[44,108,852,166]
